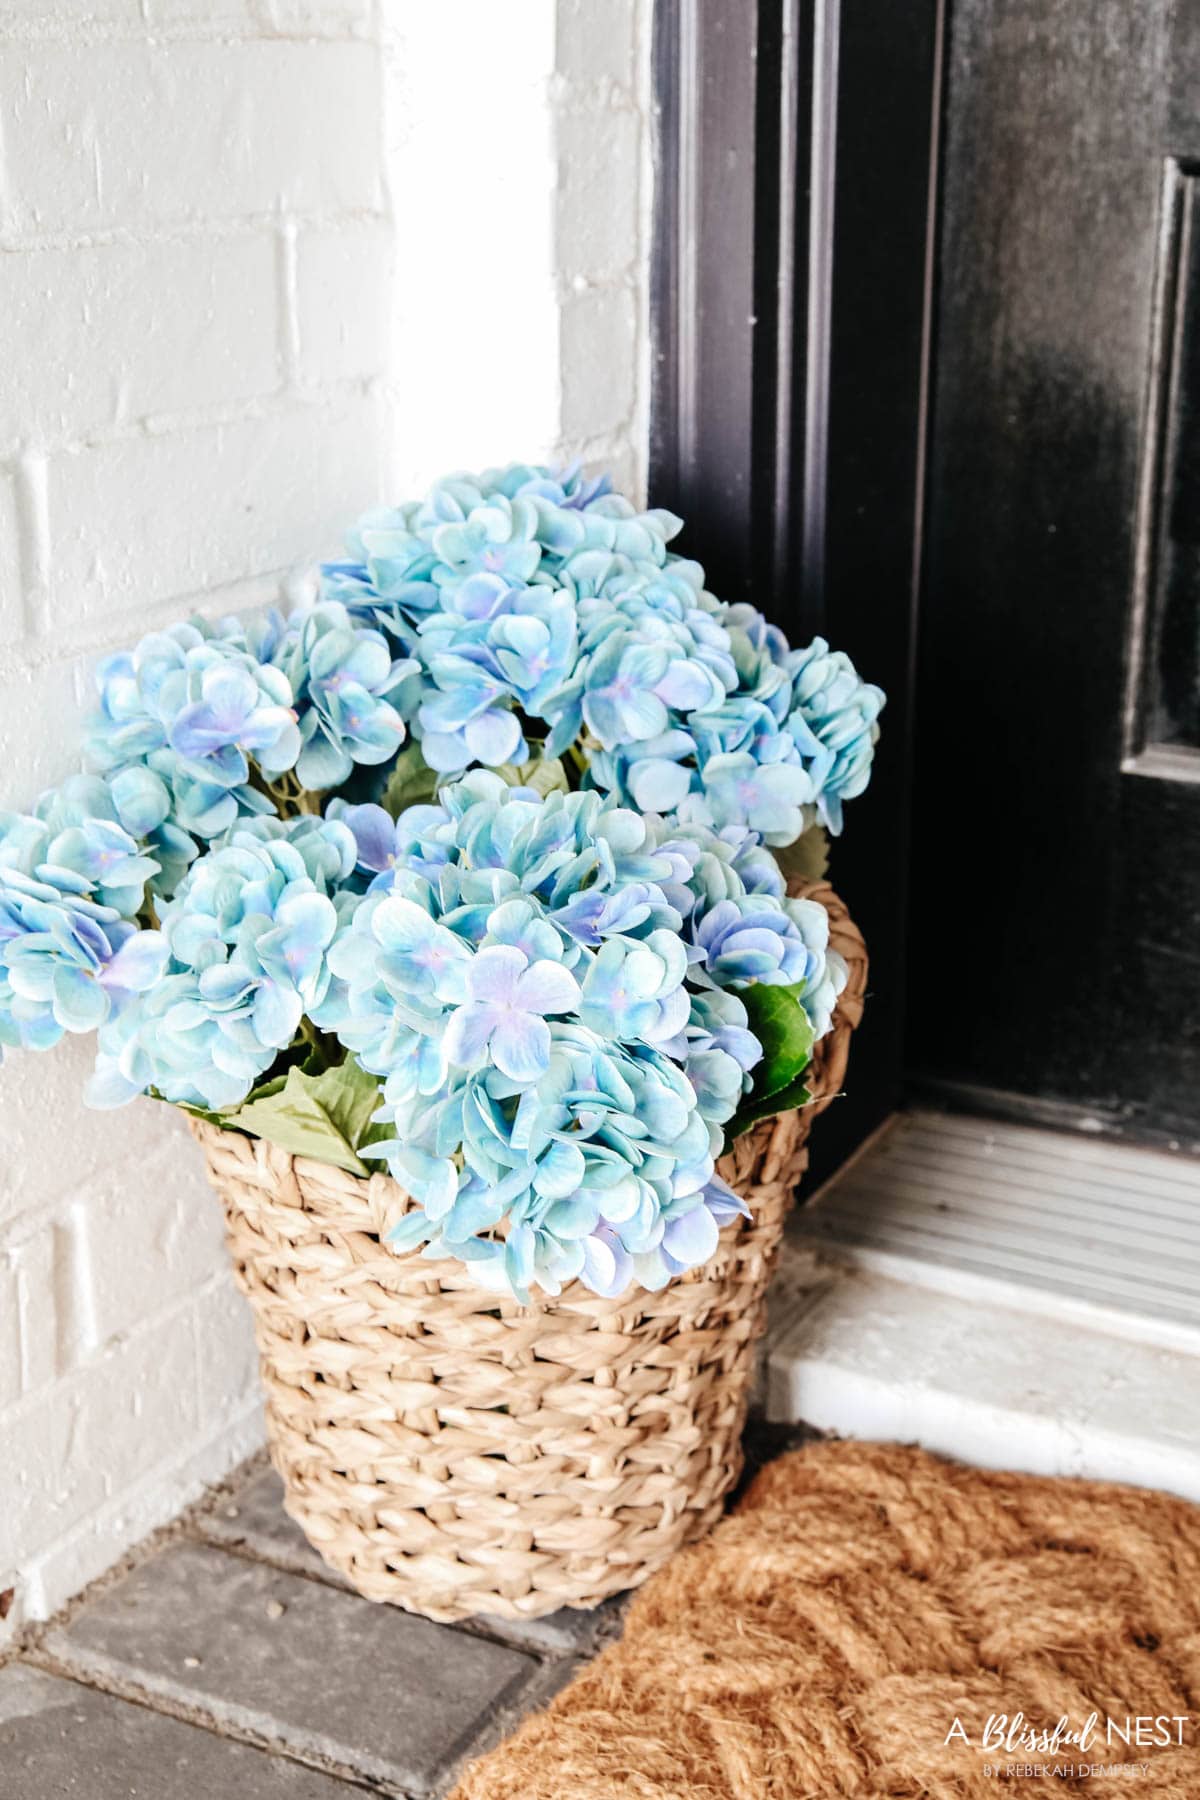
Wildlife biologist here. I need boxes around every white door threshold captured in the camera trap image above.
[764,1109,1200,1499]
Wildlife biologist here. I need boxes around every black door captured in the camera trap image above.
[912,0,1200,1153]
[652,1,1200,1165]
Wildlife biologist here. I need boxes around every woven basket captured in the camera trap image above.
[193,879,867,1622]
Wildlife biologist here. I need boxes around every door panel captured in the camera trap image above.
[910,0,1200,1147]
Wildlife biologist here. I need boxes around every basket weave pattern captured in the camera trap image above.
[193,880,867,1622]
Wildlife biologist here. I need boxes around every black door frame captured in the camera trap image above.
[650,0,946,1174]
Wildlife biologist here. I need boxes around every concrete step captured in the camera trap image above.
[766,1110,1200,1498]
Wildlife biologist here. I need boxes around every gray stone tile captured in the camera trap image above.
[45,1541,536,1796]
[192,1467,352,1589]
[0,1663,354,1798]
[195,1464,622,1653]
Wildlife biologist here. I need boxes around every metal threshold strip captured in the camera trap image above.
[792,1109,1200,1353]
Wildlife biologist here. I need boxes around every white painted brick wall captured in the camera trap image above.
[553,0,652,494]
[0,235,279,445]
[0,0,653,1636]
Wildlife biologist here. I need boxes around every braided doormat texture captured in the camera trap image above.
[451,1439,1200,1798]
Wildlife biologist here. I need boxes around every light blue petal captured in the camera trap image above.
[488,1012,550,1083]
[252,979,303,1046]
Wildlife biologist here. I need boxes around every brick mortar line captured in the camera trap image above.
[0,208,389,256]
[0,1268,243,1429]
[0,23,377,50]
[0,376,383,466]
[0,1122,228,1246]
[0,571,290,684]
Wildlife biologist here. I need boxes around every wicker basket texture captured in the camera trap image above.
[192,879,867,1621]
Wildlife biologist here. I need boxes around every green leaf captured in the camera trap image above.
[492,755,570,797]
[226,1057,386,1175]
[380,742,439,818]
[727,1072,812,1138]
[774,824,829,885]
[742,982,815,1092]
[726,982,816,1139]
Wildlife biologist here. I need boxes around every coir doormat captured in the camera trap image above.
[451,1439,1200,1797]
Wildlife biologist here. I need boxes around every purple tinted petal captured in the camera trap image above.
[236,705,297,752]
[201,663,258,723]
[514,959,579,1016]
[662,1204,720,1268]
[343,803,397,873]
[456,572,512,619]
[442,1001,498,1066]
[581,1230,632,1298]
[100,929,168,994]
[466,944,525,1006]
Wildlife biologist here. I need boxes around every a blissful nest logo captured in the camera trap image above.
[944,1711,1191,1781]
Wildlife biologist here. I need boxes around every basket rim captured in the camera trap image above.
[188,878,867,1314]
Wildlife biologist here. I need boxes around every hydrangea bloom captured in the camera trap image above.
[416,582,577,771]
[0,797,167,1054]
[86,606,420,841]
[318,466,687,781]
[647,821,847,1039]
[86,816,355,1109]
[312,775,839,1300]
[379,1028,747,1300]
[30,770,197,904]
[319,464,882,847]
[87,622,297,840]
[271,602,419,790]
[783,638,886,833]
[0,878,165,1052]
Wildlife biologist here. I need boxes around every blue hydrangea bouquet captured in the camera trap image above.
[0,463,882,1307]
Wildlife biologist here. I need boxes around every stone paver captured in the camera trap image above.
[44,1540,536,1795]
[193,1466,353,1590]
[193,1463,622,1654]
[0,1663,357,1798]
